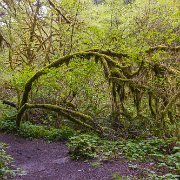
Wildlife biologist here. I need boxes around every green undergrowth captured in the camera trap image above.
[0,120,75,141]
[0,143,14,179]
[68,134,180,179]
[0,143,25,179]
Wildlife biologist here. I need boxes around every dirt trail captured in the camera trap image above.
[0,133,148,180]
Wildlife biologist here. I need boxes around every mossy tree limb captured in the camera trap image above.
[147,45,180,53]
[20,47,179,109]
[86,49,129,59]
[162,92,180,116]
[20,51,125,109]
[2,100,17,109]
[148,92,156,117]
[17,47,179,135]
[87,45,180,59]
[16,103,103,134]
[109,77,133,83]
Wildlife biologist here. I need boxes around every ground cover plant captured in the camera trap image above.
[0,143,20,179]
[68,134,180,179]
[0,143,12,179]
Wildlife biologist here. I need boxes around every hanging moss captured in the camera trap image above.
[16,46,179,136]
[110,68,126,79]
[148,92,156,117]
[127,60,145,78]
[162,92,180,116]
[94,55,99,63]
[100,57,111,79]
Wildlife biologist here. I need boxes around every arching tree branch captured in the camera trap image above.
[19,51,124,108]
[16,103,103,135]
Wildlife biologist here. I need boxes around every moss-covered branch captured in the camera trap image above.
[20,46,178,108]
[100,57,111,79]
[16,103,103,134]
[2,100,17,109]
[147,45,180,53]
[148,92,156,117]
[20,51,125,108]
[162,92,180,115]
[86,49,129,59]
[88,46,180,59]
[109,77,133,83]
[127,60,144,78]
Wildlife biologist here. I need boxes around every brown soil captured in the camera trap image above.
[0,133,151,180]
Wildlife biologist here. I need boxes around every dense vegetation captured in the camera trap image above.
[0,0,179,179]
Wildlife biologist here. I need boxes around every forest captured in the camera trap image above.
[0,0,179,179]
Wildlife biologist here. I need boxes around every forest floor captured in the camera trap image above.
[0,133,154,180]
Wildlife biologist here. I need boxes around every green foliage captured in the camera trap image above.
[102,139,179,178]
[0,103,17,121]
[18,122,50,139]
[147,172,179,180]
[68,134,179,177]
[90,161,102,168]
[121,138,178,161]
[46,127,75,141]
[0,120,75,141]
[0,120,17,133]
[112,172,133,180]
[0,143,16,179]
[10,67,37,92]
[68,134,100,159]
[0,1,179,179]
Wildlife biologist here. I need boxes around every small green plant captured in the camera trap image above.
[90,161,102,168]
[18,122,49,139]
[0,103,17,121]
[112,172,132,180]
[68,134,100,159]
[0,143,16,179]
[0,120,17,133]
[147,172,179,180]
[46,127,75,141]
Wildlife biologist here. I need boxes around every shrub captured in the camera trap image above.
[18,122,49,139]
[46,127,75,141]
[68,134,100,159]
[0,120,17,133]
